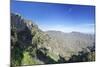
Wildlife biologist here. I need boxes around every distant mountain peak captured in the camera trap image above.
[70,31,81,33]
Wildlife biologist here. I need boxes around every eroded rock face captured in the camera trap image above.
[11,13,56,66]
[11,13,95,66]
[11,13,38,31]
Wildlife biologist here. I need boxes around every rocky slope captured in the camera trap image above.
[11,13,95,66]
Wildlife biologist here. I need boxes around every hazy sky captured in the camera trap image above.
[11,0,95,33]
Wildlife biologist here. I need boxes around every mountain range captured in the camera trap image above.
[11,13,95,66]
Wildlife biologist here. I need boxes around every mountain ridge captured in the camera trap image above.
[11,13,95,66]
